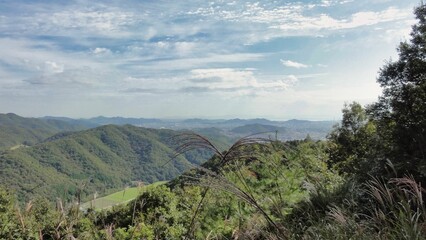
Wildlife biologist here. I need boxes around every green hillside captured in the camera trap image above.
[0,113,87,149]
[0,125,221,202]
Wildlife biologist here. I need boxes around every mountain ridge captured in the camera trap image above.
[42,115,336,135]
[0,113,88,149]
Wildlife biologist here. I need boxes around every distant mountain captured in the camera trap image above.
[231,124,285,134]
[41,116,99,128]
[44,116,336,133]
[280,119,335,129]
[182,118,223,124]
[0,124,228,202]
[37,115,336,140]
[42,116,169,129]
[192,127,237,146]
[174,118,276,128]
[220,118,275,126]
[0,113,87,149]
[230,122,335,140]
[89,116,164,126]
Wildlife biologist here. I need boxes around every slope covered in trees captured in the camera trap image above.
[0,124,224,202]
[0,113,87,149]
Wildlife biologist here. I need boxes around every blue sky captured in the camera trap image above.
[0,0,420,120]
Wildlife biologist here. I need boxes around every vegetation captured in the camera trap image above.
[0,113,87,149]
[2,137,423,239]
[368,5,426,183]
[0,138,339,239]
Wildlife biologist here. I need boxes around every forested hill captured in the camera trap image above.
[0,124,222,202]
[0,113,87,149]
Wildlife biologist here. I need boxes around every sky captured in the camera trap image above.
[0,0,420,120]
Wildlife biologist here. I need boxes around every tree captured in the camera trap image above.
[328,102,379,178]
[368,4,426,183]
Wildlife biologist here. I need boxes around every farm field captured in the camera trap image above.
[81,181,167,210]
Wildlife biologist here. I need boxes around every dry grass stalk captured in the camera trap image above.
[174,132,286,239]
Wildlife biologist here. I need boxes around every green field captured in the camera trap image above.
[81,181,167,210]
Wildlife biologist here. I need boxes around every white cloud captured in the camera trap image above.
[188,2,412,42]
[271,7,410,32]
[140,41,198,57]
[320,0,353,7]
[0,38,105,71]
[44,61,64,74]
[280,60,309,69]
[43,10,137,34]
[121,68,298,96]
[126,53,265,71]
[189,68,256,89]
[174,42,197,56]
[25,66,114,87]
[187,68,295,95]
[92,47,111,55]
[346,8,407,28]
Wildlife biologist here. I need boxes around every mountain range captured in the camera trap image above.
[42,115,336,139]
[0,113,335,202]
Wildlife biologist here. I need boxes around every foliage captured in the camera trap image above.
[327,102,382,179]
[367,4,426,183]
[328,4,426,183]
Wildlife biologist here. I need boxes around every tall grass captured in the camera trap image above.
[366,176,426,239]
[290,176,426,239]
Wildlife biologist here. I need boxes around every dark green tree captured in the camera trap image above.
[368,4,426,183]
[328,102,379,178]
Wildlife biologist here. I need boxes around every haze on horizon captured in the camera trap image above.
[0,0,420,120]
